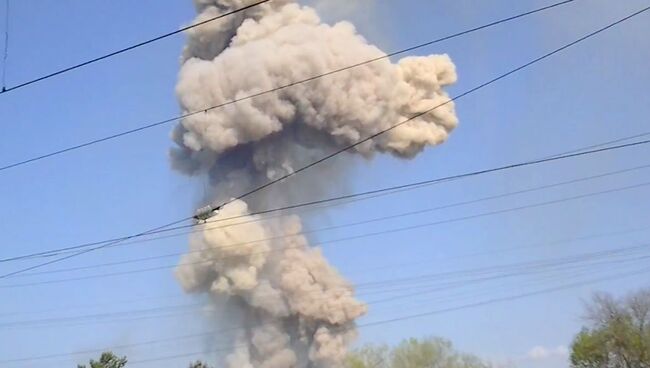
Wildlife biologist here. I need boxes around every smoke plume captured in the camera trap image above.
[172,1,458,367]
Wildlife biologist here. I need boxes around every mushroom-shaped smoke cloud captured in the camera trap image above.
[173,1,458,367]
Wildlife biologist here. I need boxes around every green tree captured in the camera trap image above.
[77,352,127,368]
[188,361,213,368]
[391,338,490,368]
[570,289,650,368]
[345,344,390,368]
[347,337,490,368]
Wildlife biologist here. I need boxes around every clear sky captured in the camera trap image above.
[1,1,649,368]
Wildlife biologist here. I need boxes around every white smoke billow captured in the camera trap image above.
[172,1,458,367]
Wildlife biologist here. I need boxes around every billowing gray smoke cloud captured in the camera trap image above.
[172,1,458,367]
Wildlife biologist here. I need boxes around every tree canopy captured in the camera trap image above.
[188,361,213,368]
[76,353,215,368]
[570,288,650,368]
[77,352,127,368]
[346,337,491,368]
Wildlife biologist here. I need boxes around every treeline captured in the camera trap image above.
[76,287,650,368]
[76,337,488,368]
[345,337,490,368]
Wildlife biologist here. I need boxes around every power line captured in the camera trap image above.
[2,244,647,330]
[351,223,650,277]
[5,256,649,362]
[5,126,647,264]
[117,260,643,364]
[547,131,650,158]
[0,302,204,329]
[0,292,192,318]
[5,160,647,276]
[0,329,220,364]
[2,139,649,283]
[358,246,650,291]
[375,259,650,318]
[119,267,650,365]
[7,226,643,280]
[0,0,578,172]
[0,0,270,95]
[5,243,649,326]
[358,267,650,328]
[0,216,194,279]
[5,221,650,321]
[365,253,650,306]
[1,5,647,280]
[3,135,650,265]
[5,260,647,365]
[18,256,649,330]
[2,178,649,288]
[373,256,650,312]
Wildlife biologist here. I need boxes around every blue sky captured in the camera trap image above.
[1,1,649,367]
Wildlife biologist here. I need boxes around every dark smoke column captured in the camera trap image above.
[171,1,458,367]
